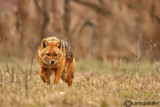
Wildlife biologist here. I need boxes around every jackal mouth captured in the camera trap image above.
[43,58,59,66]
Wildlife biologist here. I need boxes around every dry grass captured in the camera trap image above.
[0,59,160,107]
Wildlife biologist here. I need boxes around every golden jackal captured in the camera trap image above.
[38,37,75,87]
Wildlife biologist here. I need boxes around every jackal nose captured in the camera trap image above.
[51,61,54,65]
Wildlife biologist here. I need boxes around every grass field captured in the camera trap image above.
[0,59,160,107]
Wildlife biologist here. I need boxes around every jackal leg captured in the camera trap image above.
[67,62,75,87]
[53,68,63,85]
[40,68,51,85]
[61,69,68,83]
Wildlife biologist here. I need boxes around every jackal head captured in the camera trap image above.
[38,37,63,65]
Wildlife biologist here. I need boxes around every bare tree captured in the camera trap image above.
[0,26,9,72]
[16,0,29,57]
[28,41,37,80]
[64,0,70,41]
[71,0,111,15]
[34,0,50,40]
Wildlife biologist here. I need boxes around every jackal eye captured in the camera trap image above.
[46,53,50,56]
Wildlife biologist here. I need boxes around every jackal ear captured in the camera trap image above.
[42,40,47,48]
[57,40,62,48]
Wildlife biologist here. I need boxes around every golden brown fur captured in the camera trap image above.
[38,37,75,87]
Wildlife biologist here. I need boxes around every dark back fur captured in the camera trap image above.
[62,40,74,62]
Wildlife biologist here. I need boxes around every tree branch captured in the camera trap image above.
[33,0,42,12]
[71,0,111,15]
[128,4,160,23]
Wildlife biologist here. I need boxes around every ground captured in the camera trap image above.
[0,59,160,107]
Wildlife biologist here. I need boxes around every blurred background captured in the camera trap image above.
[0,0,160,61]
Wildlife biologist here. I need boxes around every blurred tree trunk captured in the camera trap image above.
[0,23,4,40]
[52,0,56,18]
[64,0,71,42]
[17,0,29,42]
[17,0,29,57]
[95,1,107,61]
[95,15,106,61]
[41,0,50,40]
[51,0,61,35]
[34,0,50,41]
